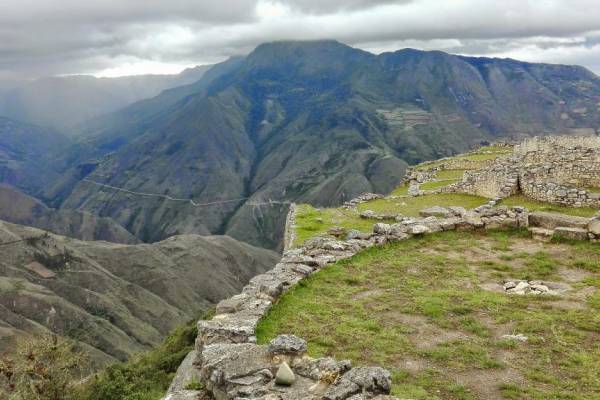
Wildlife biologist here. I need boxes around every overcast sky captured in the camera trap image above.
[1,0,600,79]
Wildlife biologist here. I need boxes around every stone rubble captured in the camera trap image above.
[501,334,528,342]
[342,193,384,210]
[164,194,598,400]
[502,280,570,296]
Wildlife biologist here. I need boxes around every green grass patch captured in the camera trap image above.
[391,185,409,196]
[499,195,598,218]
[78,311,213,400]
[257,230,600,399]
[421,179,460,191]
[293,204,375,246]
[435,169,467,180]
[357,193,488,217]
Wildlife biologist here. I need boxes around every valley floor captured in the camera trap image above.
[257,229,600,400]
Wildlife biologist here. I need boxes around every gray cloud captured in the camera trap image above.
[1,0,600,78]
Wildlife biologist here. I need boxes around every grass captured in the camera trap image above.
[356,193,488,216]
[499,195,598,218]
[435,169,467,180]
[391,185,409,196]
[257,230,600,400]
[421,179,460,191]
[413,145,512,171]
[293,193,488,246]
[293,204,376,246]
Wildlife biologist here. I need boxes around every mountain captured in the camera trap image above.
[49,41,600,249]
[0,219,278,366]
[0,116,71,196]
[0,65,212,130]
[0,185,138,243]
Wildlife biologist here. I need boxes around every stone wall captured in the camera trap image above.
[162,192,599,399]
[282,203,297,252]
[445,159,520,199]
[438,136,600,208]
[515,136,600,155]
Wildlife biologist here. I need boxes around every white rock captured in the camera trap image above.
[501,333,528,342]
[275,362,295,386]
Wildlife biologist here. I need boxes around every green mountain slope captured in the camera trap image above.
[0,220,278,366]
[54,41,600,249]
[0,185,138,243]
[0,116,71,196]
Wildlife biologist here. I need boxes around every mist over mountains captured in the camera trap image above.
[0,65,211,130]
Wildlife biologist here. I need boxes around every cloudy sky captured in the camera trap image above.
[1,0,600,79]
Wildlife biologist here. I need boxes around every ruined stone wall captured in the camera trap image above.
[282,203,297,252]
[446,158,520,199]
[515,136,600,155]
[516,136,600,207]
[164,191,599,400]
[440,136,600,207]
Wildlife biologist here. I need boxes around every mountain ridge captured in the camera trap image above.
[0,219,278,365]
[9,40,600,249]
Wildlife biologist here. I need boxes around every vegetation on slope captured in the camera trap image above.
[78,314,205,400]
[257,230,600,400]
[0,220,278,365]
[48,41,600,249]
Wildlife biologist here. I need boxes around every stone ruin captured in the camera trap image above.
[406,136,600,208]
[162,195,600,400]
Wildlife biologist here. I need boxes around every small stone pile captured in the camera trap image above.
[359,210,403,221]
[503,280,558,296]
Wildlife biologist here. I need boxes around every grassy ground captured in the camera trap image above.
[421,180,460,191]
[357,193,488,216]
[435,170,467,180]
[293,194,489,247]
[414,146,511,171]
[391,185,409,196]
[499,195,598,218]
[293,205,377,246]
[257,230,600,400]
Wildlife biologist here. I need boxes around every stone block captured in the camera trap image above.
[529,212,589,229]
[554,227,588,241]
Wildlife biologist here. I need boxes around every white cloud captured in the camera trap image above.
[1,0,600,78]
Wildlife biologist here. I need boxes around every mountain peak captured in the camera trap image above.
[246,39,372,67]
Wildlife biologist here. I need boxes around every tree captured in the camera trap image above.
[0,334,87,400]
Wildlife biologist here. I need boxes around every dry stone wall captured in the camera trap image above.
[162,190,599,400]
[425,136,600,208]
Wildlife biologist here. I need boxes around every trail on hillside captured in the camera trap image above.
[82,178,291,207]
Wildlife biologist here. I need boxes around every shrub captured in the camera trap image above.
[0,334,87,400]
